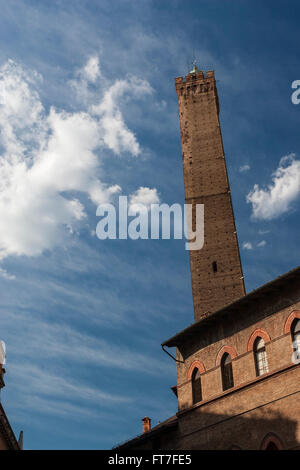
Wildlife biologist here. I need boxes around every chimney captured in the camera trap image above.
[142,416,151,433]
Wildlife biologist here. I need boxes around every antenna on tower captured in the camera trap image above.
[189,58,198,74]
[192,48,196,66]
[188,49,200,74]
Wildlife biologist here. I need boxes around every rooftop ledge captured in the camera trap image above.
[175,69,215,85]
[162,265,300,348]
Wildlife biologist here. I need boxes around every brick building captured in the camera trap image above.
[0,364,21,450]
[114,66,300,450]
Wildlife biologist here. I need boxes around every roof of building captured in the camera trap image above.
[0,402,20,450]
[113,414,178,450]
[162,266,300,348]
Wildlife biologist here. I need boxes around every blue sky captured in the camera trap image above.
[0,0,299,449]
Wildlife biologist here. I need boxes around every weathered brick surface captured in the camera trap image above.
[177,299,300,410]
[175,70,245,321]
[0,433,8,450]
[177,366,300,450]
[0,402,20,450]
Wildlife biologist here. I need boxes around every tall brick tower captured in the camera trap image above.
[175,65,245,321]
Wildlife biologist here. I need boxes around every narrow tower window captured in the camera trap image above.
[221,353,234,391]
[212,261,217,273]
[191,368,202,404]
[291,319,300,361]
[254,337,269,376]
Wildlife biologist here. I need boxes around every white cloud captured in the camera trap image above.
[0,267,16,280]
[70,55,101,103]
[129,186,160,211]
[239,164,250,172]
[11,362,129,405]
[8,361,132,422]
[82,55,101,83]
[257,240,266,247]
[247,153,300,220]
[2,308,171,376]
[91,76,153,155]
[0,58,152,262]
[242,241,253,250]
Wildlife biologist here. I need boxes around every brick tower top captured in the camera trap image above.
[175,67,245,321]
[175,67,216,84]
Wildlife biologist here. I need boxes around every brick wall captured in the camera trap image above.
[177,366,300,449]
[127,301,300,450]
[176,301,300,410]
[0,432,9,450]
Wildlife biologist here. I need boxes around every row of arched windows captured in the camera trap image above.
[191,318,300,405]
[230,432,284,450]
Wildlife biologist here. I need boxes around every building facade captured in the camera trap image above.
[114,67,300,451]
[0,364,21,450]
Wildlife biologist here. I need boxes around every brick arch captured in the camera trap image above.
[187,360,206,380]
[215,345,237,366]
[247,328,271,352]
[260,432,284,450]
[284,310,300,335]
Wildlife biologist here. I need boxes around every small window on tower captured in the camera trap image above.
[212,261,218,273]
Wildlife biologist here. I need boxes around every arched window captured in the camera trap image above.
[254,337,269,376]
[221,353,234,391]
[291,319,300,362]
[191,368,202,404]
[260,433,283,450]
[265,441,279,450]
